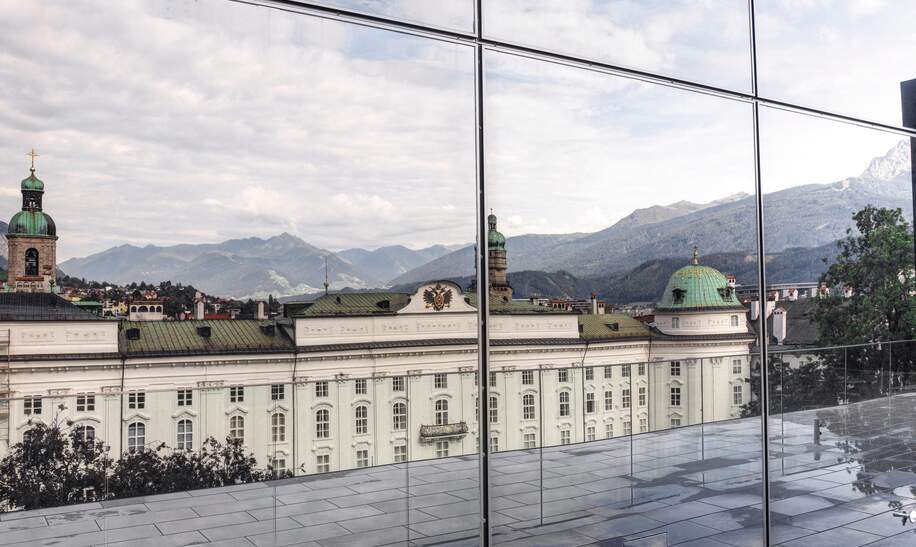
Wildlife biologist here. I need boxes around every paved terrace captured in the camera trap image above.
[1,395,915,546]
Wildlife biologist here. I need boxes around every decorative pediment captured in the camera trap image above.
[398,281,476,314]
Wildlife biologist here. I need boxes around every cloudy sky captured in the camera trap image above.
[0,0,913,260]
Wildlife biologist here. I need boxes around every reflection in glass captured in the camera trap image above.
[483,0,752,91]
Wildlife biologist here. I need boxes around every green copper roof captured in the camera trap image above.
[122,319,293,356]
[21,172,44,191]
[578,314,651,341]
[657,253,742,311]
[487,213,506,250]
[8,210,56,236]
[294,292,411,317]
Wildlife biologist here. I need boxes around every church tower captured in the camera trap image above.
[5,150,58,292]
[487,211,512,300]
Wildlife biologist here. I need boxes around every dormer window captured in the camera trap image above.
[672,288,686,305]
[718,287,734,299]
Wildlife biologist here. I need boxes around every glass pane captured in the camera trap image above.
[306,0,475,33]
[755,1,916,127]
[482,0,753,92]
[760,107,916,543]
[484,48,763,544]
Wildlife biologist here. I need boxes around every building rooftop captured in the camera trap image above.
[2,395,913,546]
[122,319,294,357]
[0,292,108,321]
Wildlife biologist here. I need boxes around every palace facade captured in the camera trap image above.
[0,166,756,475]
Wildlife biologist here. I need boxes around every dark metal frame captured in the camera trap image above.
[224,1,916,544]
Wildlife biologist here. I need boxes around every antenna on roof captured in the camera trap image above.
[323,256,330,296]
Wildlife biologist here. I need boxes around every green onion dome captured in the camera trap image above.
[21,172,44,192]
[656,248,742,311]
[487,212,506,251]
[8,210,56,237]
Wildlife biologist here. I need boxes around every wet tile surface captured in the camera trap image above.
[2,395,916,545]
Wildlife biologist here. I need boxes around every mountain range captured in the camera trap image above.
[393,140,913,285]
[59,141,912,300]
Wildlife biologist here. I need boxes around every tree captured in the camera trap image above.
[815,205,916,345]
[1,422,280,511]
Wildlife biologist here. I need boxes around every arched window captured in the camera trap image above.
[730,315,739,327]
[392,402,407,430]
[22,429,34,444]
[271,413,286,442]
[522,394,536,420]
[24,248,38,276]
[156,306,162,312]
[138,305,148,312]
[435,399,449,425]
[127,422,145,451]
[229,416,244,440]
[316,409,330,439]
[559,392,570,417]
[73,424,95,442]
[176,419,193,450]
[130,306,137,312]
[489,396,498,424]
[354,405,368,435]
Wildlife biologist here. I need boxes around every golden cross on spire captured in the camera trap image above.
[27,148,39,172]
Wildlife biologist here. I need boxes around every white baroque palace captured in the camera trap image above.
[0,169,756,474]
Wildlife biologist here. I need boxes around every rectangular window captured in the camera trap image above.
[670,362,681,377]
[355,378,367,395]
[76,394,96,412]
[489,372,496,387]
[604,390,613,411]
[622,389,631,409]
[605,422,613,438]
[621,365,630,378]
[638,364,645,376]
[229,386,244,403]
[490,436,499,453]
[585,392,595,414]
[604,366,612,379]
[585,368,594,381]
[671,417,681,428]
[436,441,449,458]
[317,454,330,473]
[672,317,680,329]
[23,396,41,415]
[315,381,329,398]
[128,390,145,410]
[356,449,369,468]
[270,458,286,476]
[392,376,404,392]
[271,384,285,401]
[640,417,648,433]
[586,426,595,441]
[623,421,632,436]
[670,387,681,407]
[434,373,448,389]
[638,387,646,406]
[733,384,743,405]
[558,369,568,383]
[732,360,742,374]
[523,433,536,449]
[177,390,192,407]
[522,370,534,385]
[394,445,407,463]
[560,430,571,445]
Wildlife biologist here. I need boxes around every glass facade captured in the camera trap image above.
[0,1,914,546]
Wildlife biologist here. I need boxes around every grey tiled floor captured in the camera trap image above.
[3,395,916,546]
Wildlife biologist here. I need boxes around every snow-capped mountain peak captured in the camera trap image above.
[860,139,911,181]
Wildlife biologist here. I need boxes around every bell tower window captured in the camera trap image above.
[25,248,39,276]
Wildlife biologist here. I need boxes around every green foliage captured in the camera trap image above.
[815,205,916,345]
[1,419,283,511]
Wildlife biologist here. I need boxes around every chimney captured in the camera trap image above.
[195,299,205,320]
[590,292,598,315]
[256,300,267,320]
[750,300,760,321]
[772,307,787,345]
